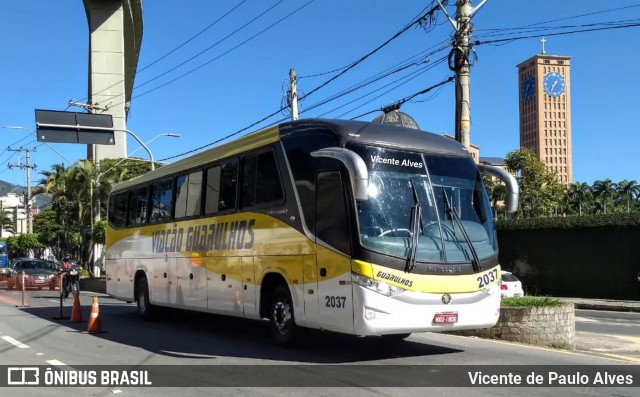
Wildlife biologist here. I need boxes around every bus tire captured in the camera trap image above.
[269,284,298,345]
[136,277,154,320]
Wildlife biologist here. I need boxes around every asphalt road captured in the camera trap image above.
[0,287,638,397]
[575,309,640,361]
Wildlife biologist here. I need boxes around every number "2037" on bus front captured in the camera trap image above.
[476,269,499,288]
[325,296,347,308]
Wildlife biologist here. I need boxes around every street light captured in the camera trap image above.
[34,123,157,171]
[128,132,180,158]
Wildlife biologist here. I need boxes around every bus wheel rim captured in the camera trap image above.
[273,301,291,334]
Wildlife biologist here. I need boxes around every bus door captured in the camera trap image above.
[315,171,355,334]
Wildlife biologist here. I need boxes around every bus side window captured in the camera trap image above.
[241,150,284,209]
[175,170,203,219]
[150,178,173,223]
[204,159,238,215]
[108,191,128,229]
[127,186,149,226]
[315,171,351,255]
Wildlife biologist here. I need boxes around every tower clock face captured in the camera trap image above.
[543,71,565,97]
[521,75,535,101]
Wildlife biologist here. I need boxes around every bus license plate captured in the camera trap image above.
[433,312,458,324]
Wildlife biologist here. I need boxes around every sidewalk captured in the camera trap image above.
[560,297,640,313]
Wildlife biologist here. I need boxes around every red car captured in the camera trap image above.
[6,259,60,291]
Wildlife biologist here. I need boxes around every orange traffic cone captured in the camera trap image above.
[87,296,103,333]
[69,291,83,323]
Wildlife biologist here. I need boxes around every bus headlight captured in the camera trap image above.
[352,273,405,297]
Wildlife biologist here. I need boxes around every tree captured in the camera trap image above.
[615,179,639,213]
[566,182,593,216]
[504,148,565,219]
[33,209,64,259]
[592,179,617,214]
[0,209,15,237]
[35,158,151,266]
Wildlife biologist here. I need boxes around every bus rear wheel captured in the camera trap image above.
[269,284,298,345]
[136,277,154,320]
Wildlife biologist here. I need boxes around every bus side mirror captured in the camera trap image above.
[311,147,369,201]
[478,164,519,214]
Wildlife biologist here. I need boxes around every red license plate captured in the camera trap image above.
[433,312,458,324]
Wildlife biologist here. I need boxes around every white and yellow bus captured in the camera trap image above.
[106,119,518,344]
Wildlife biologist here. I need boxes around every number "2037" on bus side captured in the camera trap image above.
[325,296,347,308]
[476,268,499,289]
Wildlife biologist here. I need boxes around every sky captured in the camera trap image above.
[1,0,639,189]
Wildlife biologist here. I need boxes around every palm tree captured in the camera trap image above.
[592,179,617,214]
[616,179,640,213]
[567,182,593,216]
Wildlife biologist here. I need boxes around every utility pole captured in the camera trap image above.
[8,148,37,234]
[436,0,488,149]
[289,69,299,121]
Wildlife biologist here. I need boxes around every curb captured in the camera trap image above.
[573,302,640,313]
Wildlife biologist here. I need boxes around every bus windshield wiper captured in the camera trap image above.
[405,180,423,273]
[441,187,481,273]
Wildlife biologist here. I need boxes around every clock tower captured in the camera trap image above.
[517,39,572,184]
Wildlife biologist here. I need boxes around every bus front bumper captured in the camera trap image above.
[352,283,501,336]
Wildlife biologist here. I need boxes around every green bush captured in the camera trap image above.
[501,296,564,307]
[498,213,640,230]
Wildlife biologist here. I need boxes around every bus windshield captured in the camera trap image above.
[351,145,496,264]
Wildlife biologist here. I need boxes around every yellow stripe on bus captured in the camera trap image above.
[352,260,501,294]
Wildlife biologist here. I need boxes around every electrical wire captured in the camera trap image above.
[298,2,443,103]
[474,22,640,47]
[157,4,639,163]
[107,0,315,110]
[76,0,250,104]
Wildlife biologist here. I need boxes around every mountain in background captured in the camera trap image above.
[0,179,52,210]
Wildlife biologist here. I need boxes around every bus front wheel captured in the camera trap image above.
[136,277,154,320]
[269,284,298,345]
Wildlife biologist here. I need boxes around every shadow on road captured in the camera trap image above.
[17,299,463,364]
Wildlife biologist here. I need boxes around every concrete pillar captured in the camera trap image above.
[83,0,142,162]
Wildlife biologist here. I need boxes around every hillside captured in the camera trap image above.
[0,179,52,209]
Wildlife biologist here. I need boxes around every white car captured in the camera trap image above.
[501,271,524,297]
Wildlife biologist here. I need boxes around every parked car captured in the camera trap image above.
[501,271,524,297]
[6,258,60,291]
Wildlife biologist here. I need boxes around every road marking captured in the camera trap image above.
[1,335,30,349]
[614,335,640,344]
[46,359,67,366]
[599,353,640,364]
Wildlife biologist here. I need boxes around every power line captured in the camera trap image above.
[108,0,315,109]
[78,0,250,104]
[156,3,451,163]
[138,0,249,73]
[474,22,640,47]
[348,75,454,120]
[298,3,443,103]
[157,4,640,164]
